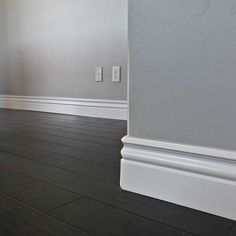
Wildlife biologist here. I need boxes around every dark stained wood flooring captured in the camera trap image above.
[0,109,235,236]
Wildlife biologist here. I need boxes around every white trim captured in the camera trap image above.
[121,135,236,220]
[122,136,236,162]
[0,95,127,120]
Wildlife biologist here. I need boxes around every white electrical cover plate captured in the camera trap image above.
[95,67,103,82]
[112,66,121,82]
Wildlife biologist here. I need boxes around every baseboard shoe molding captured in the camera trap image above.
[121,136,236,220]
[0,95,127,120]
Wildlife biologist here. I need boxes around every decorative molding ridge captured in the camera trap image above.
[0,95,127,120]
[121,135,236,220]
[122,136,236,161]
[121,136,236,182]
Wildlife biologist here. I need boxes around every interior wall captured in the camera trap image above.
[3,0,127,100]
[0,0,8,93]
[129,0,236,151]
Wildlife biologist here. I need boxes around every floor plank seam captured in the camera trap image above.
[46,197,84,213]
[1,133,121,154]
[6,119,125,135]
[38,152,120,170]
[0,149,120,185]
[3,124,125,143]
[2,115,125,126]
[0,145,53,160]
[0,191,92,236]
[0,144,120,170]
[20,130,123,148]
[25,146,120,169]
[0,163,83,196]
[25,138,121,157]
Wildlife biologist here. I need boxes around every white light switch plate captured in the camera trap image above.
[112,66,121,82]
[95,67,103,82]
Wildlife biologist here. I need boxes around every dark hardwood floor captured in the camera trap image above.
[0,108,235,236]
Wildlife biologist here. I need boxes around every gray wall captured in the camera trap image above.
[129,0,236,151]
[3,0,127,100]
[0,0,8,93]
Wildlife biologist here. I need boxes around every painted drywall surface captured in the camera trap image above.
[129,0,236,151]
[0,0,8,93]
[4,0,127,100]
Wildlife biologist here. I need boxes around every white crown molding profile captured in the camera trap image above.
[120,135,236,220]
[0,95,127,120]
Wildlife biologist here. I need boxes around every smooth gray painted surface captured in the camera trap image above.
[0,0,8,93]
[2,0,127,100]
[129,0,236,151]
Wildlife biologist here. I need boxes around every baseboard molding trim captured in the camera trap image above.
[121,135,236,220]
[0,95,127,120]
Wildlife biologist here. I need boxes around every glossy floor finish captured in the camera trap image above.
[0,109,235,236]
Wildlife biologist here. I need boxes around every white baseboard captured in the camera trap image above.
[121,136,236,220]
[0,95,127,120]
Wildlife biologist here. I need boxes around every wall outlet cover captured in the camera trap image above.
[95,67,103,82]
[112,66,121,82]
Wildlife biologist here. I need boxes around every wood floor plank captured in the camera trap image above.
[20,129,123,147]
[50,198,192,236]
[0,128,22,134]
[20,118,126,132]
[28,140,120,168]
[0,140,51,159]
[18,132,121,155]
[0,114,126,132]
[64,125,125,134]
[16,124,125,141]
[61,127,126,139]
[61,123,126,134]
[0,193,89,236]
[0,164,80,212]
[0,136,120,183]
[0,133,35,145]
[0,117,67,131]
[0,118,26,127]
[0,151,80,187]
[32,153,120,184]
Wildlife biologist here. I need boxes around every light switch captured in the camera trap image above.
[112,66,121,83]
[95,67,103,82]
